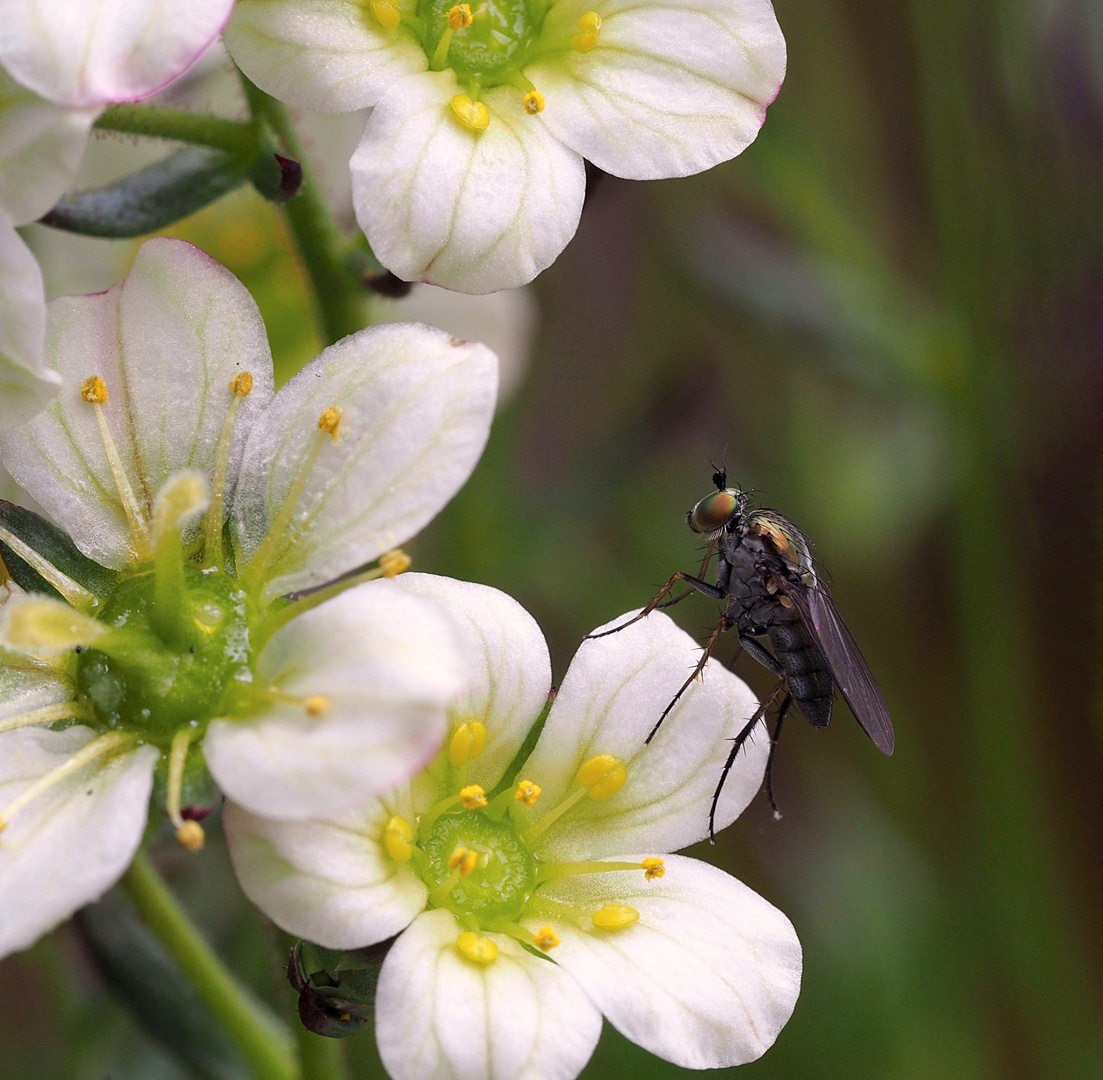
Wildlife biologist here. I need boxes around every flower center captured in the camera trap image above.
[75,566,252,745]
[423,809,536,922]
[421,0,540,81]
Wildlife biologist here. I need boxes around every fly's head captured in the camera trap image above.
[686,467,750,541]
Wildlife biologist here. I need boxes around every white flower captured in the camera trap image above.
[224,0,786,293]
[226,575,802,1080]
[0,237,499,958]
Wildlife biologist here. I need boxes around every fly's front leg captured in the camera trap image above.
[658,539,718,610]
[587,570,726,640]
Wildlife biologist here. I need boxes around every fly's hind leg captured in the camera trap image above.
[587,569,726,640]
[764,693,792,820]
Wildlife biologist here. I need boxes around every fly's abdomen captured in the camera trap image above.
[767,619,834,727]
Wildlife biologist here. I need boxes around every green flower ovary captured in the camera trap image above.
[423,809,536,923]
[421,0,547,84]
[75,567,253,744]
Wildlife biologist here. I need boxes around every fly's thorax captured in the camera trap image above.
[75,566,253,744]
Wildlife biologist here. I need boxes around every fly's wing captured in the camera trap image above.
[785,580,895,755]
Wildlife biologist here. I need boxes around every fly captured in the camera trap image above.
[591,469,894,838]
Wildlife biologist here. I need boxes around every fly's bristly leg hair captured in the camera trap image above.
[586,570,725,640]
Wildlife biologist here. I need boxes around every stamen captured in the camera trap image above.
[0,700,94,734]
[535,857,652,883]
[150,471,210,643]
[575,753,627,800]
[592,904,640,929]
[370,0,401,29]
[167,727,204,852]
[378,549,411,577]
[456,931,498,965]
[80,375,150,561]
[448,4,473,28]
[572,11,601,53]
[514,779,541,806]
[450,94,490,132]
[449,846,478,875]
[532,924,560,952]
[459,784,487,809]
[1,595,107,654]
[449,721,488,765]
[0,526,98,613]
[266,688,331,717]
[523,90,545,115]
[0,731,132,834]
[204,372,253,569]
[384,815,414,862]
[242,407,343,595]
[304,695,329,717]
[641,857,665,881]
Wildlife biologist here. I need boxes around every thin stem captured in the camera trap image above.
[95,104,258,156]
[297,1027,349,1080]
[121,855,299,1080]
[239,77,367,346]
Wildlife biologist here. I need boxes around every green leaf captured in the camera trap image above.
[76,895,253,1080]
[0,499,118,599]
[39,146,250,238]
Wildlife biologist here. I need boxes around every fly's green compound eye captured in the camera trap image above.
[688,490,739,534]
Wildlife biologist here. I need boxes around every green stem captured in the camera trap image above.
[121,855,300,1080]
[297,1027,349,1080]
[240,78,367,347]
[95,104,258,156]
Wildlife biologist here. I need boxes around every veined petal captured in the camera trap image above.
[0,726,157,958]
[225,0,426,112]
[0,69,99,226]
[0,239,275,569]
[205,580,463,820]
[526,855,801,1068]
[376,908,602,1080]
[527,0,786,180]
[395,575,551,795]
[351,72,586,294]
[518,611,766,861]
[230,322,496,598]
[224,797,427,949]
[0,637,72,717]
[0,0,235,108]
[0,215,59,431]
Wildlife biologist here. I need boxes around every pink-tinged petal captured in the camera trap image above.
[0,0,235,107]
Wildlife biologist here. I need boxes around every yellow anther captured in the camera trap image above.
[447,4,473,29]
[573,11,601,53]
[459,784,487,809]
[176,820,206,853]
[384,816,414,862]
[532,925,560,952]
[449,722,488,765]
[523,90,545,115]
[450,94,490,132]
[80,375,108,404]
[514,779,541,806]
[379,548,411,577]
[318,406,343,439]
[592,903,640,929]
[457,931,499,964]
[304,695,330,717]
[370,0,401,29]
[576,753,627,800]
[449,846,478,875]
[229,371,253,397]
[641,857,665,881]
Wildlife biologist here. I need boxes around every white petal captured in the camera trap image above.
[0,238,275,569]
[0,638,71,717]
[0,726,157,958]
[230,322,497,598]
[0,69,98,226]
[376,908,602,1080]
[205,580,462,820]
[526,854,801,1068]
[0,215,58,431]
[351,72,586,294]
[395,574,551,793]
[224,0,426,112]
[224,797,426,948]
[527,0,786,179]
[0,0,235,108]
[518,611,766,861]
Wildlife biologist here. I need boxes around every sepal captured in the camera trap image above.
[289,939,394,1038]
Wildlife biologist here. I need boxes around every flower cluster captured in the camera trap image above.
[0,237,497,956]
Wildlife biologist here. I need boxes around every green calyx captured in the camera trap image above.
[75,566,254,745]
[423,809,536,923]
[420,0,548,86]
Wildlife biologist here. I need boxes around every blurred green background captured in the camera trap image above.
[4,0,1103,1077]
